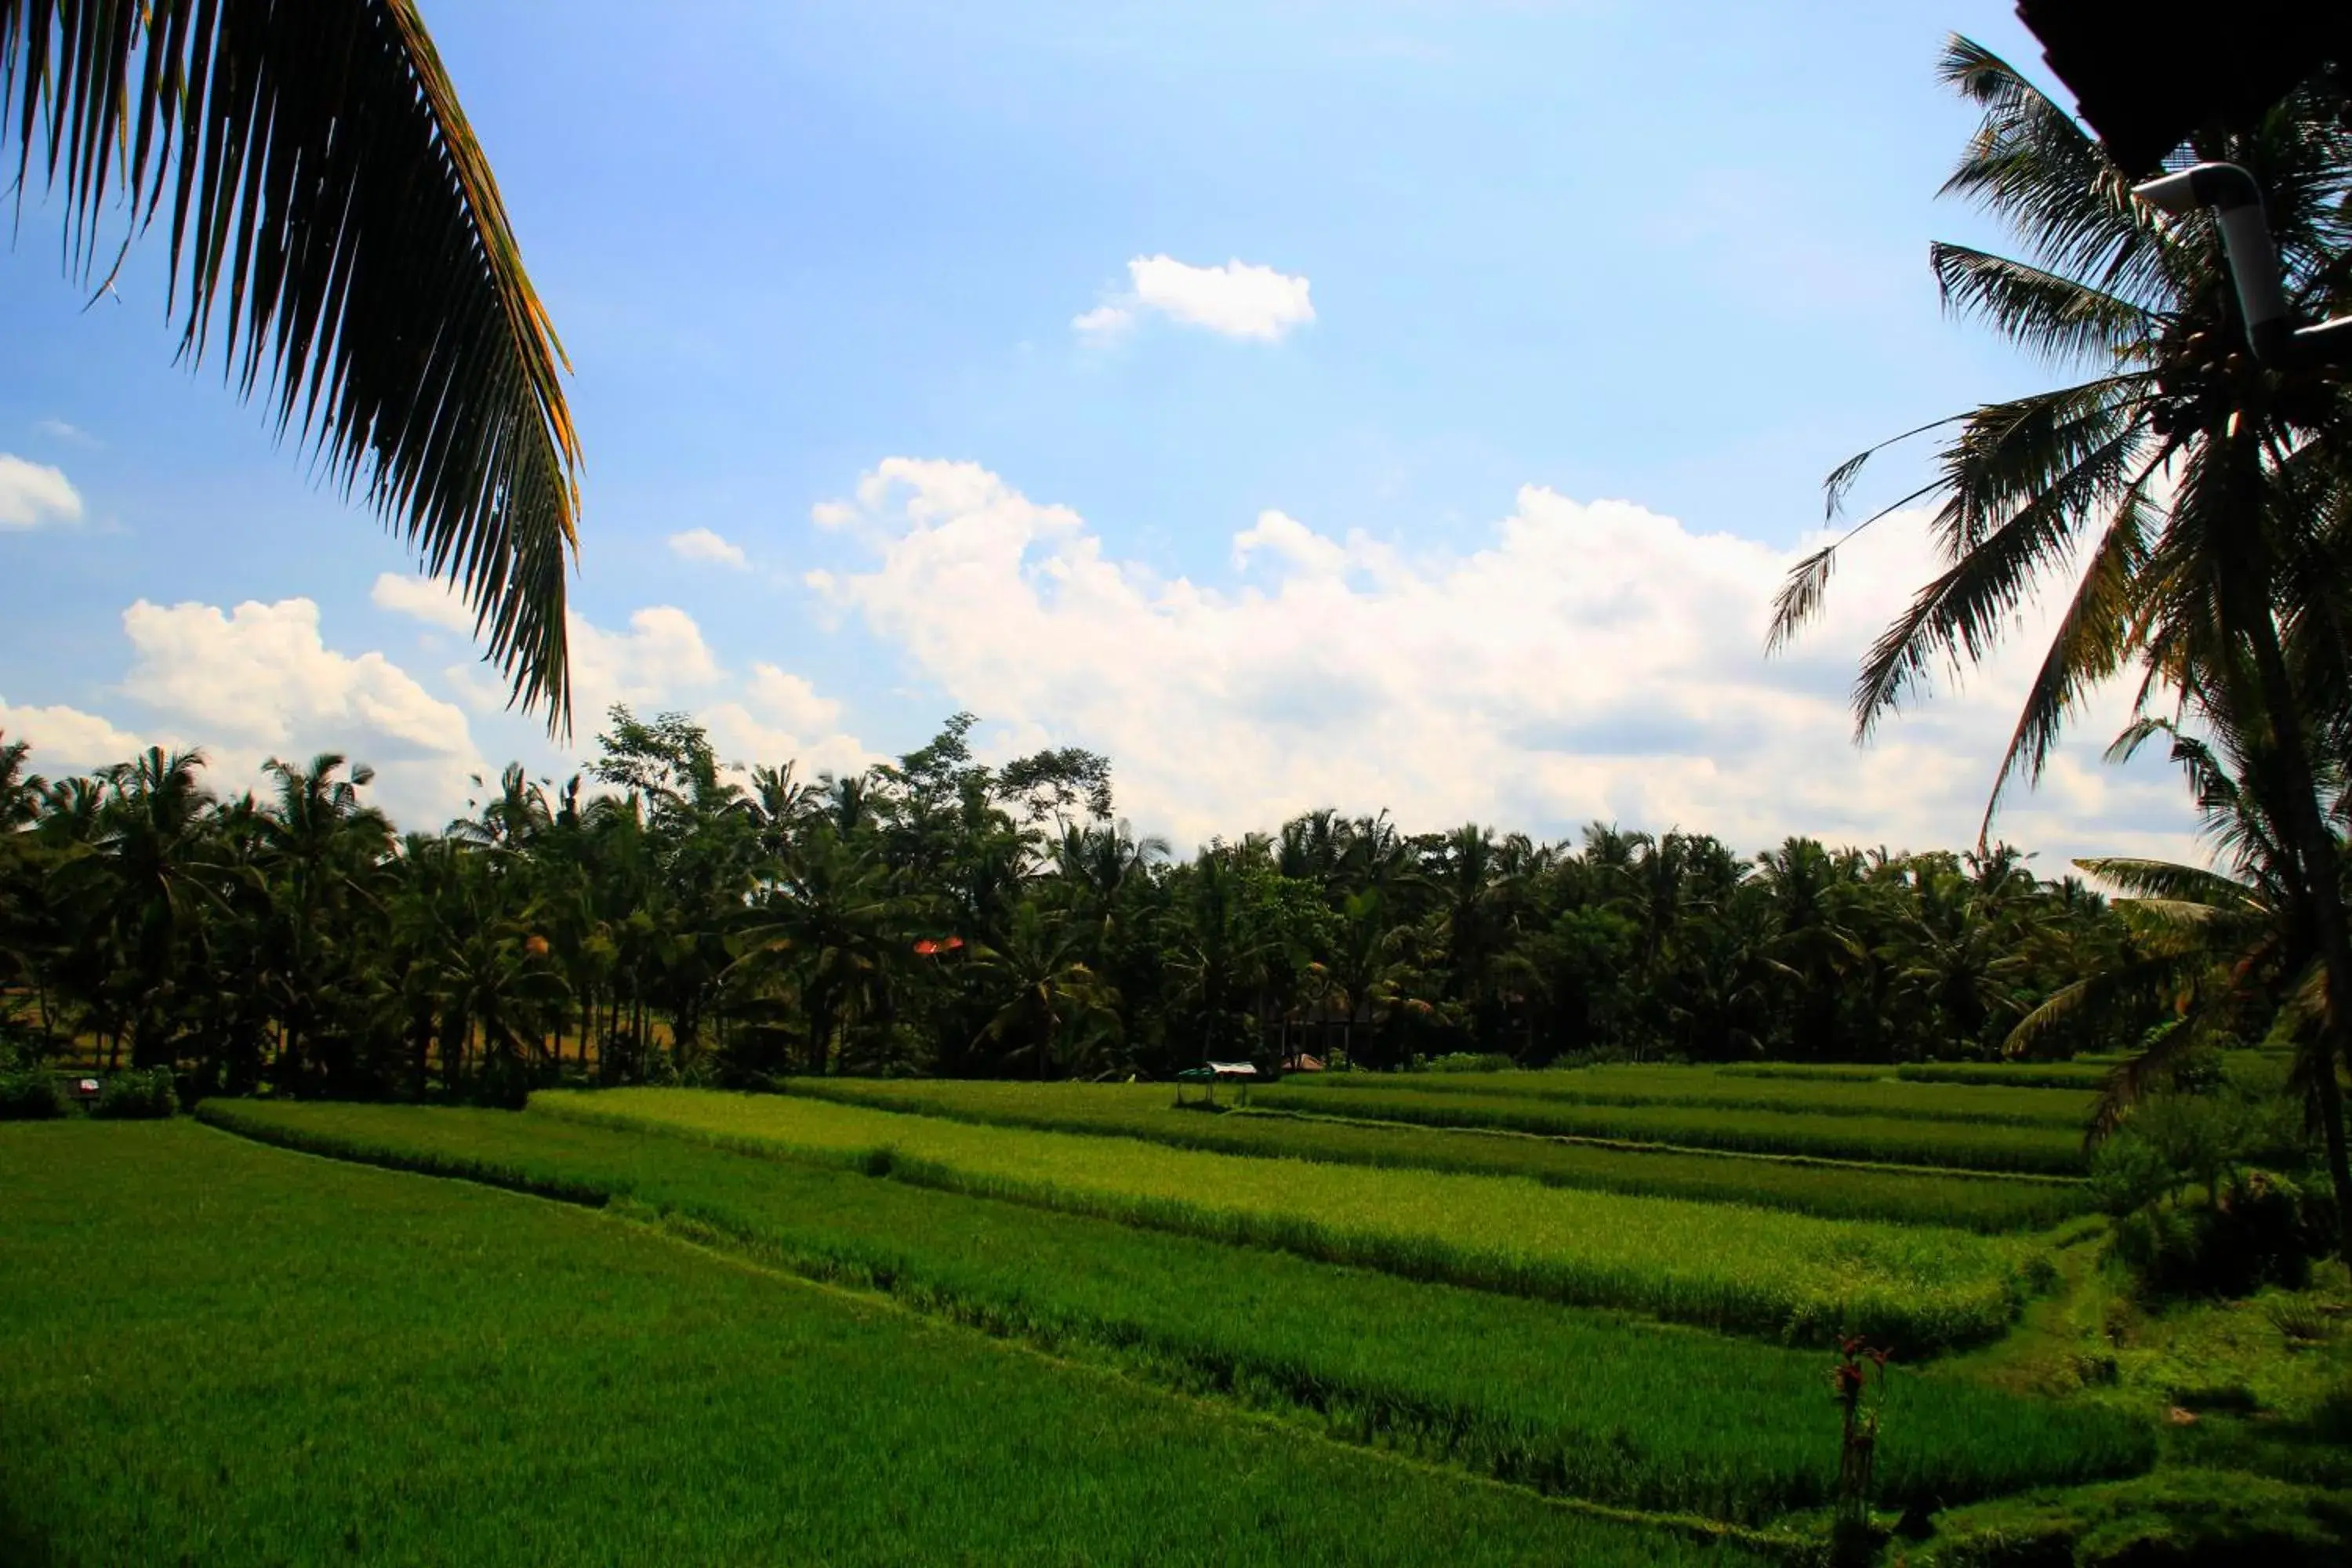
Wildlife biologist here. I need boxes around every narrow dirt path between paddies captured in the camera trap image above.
[780,1077,2092,1232]
[532,1087,2050,1350]
[2,1120,1780,1568]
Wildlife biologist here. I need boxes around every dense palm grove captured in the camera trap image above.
[0,708,2155,1102]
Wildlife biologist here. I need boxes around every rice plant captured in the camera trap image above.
[528,1087,2049,1348]
[1252,1082,2089,1174]
[2,1119,1742,1567]
[196,1100,2156,1523]
[1287,1065,2096,1127]
[782,1077,2090,1232]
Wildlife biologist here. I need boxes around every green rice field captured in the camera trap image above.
[1288,1063,2097,1126]
[13,1062,2256,1563]
[1250,1080,2091,1174]
[197,1100,2153,1522]
[780,1076,2092,1232]
[532,1087,2046,1348]
[0,1121,1749,1566]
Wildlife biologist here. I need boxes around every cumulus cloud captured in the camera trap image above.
[0,698,148,767]
[3,597,484,826]
[807,458,2198,863]
[564,605,724,723]
[370,572,477,633]
[1075,256,1316,342]
[0,454,84,529]
[668,527,750,568]
[705,662,879,779]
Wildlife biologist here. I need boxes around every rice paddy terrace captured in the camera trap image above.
[5,1060,2346,1565]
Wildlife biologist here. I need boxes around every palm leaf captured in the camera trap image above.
[1,0,581,725]
[1979,470,2155,828]
[1929,243,2155,365]
[1849,381,2151,735]
[2074,856,2263,909]
[1936,37,2174,310]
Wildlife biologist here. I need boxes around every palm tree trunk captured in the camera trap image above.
[2238,596,2352,1256]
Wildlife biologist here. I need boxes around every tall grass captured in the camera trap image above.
[2,1120,1728,1566]
[782,1078,2090,1232]
[529,1087,2047,1350]
[199,1101,2156,1522]
[1253,1082,2090,1174]
[1290,1065,2095,1127]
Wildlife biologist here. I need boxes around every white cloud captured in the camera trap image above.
[561,605,724,724]
[1071,303,1135,339]
[704,663,879,779]
[3,597,482,826]
[668,527,750,569]
[33,419,96,446]
[808,458,2200,865]
[0,454,84,529]
[1076,256,1316,343]
[0,699,148,768]
[370,572,478,633]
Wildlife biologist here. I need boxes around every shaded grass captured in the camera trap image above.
[0,1120,1764,1568]
[1253,1081,2089,1174]
[1288,1065,2094,1128]
[530,1088,2049,1351]
[198,1100,2155,1525]
[782,1077,2090,1233]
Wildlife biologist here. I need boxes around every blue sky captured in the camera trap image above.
[0,0,2199,862]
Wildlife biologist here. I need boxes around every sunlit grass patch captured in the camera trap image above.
[782,1076,2091,1232]
[1252,1080,2090,1174]
[533,1087,2049,1349]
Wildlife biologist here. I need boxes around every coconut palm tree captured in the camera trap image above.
[0,2,583,720]
[1769,38,2352,1223]
[971,902,1118,1080]
[2011,655,2352,1244]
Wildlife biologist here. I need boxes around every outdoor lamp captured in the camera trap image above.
[2134,162,2352,367]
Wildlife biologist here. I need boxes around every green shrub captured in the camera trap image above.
[1423,1051,1515,1073]
[90,1068,176,1120]
[2110,1171,2332,1298]
[0,1069,69,1120]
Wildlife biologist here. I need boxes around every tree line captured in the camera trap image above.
[0,707,2159,1103]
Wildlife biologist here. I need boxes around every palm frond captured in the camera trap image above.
[1936,36,2175,311]
[2074,855,2262,909]
[1929,243,2157,365]
[1,0,581,725]
[1980,472,2154,829]
[1850,383,2151,735]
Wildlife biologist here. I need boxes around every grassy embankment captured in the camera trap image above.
[0,1120,1764,1567]
[199,1098,2154,1525]
[531,1087,2047,1349]
[779,1077,2090,1232]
